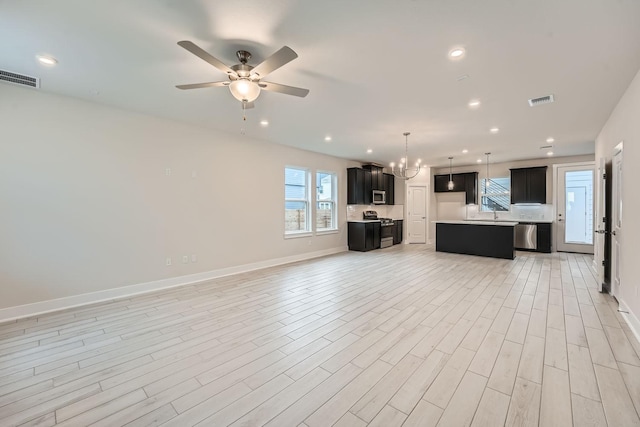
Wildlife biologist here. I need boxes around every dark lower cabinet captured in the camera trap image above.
[537,223,552,253]
[393,220,403,244]
[348,222,381,251]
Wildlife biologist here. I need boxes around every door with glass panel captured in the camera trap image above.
[556,164,595,253]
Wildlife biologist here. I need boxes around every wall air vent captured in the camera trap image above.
[528,94,554,107]
[0,69,40,88]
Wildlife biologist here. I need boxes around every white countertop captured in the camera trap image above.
[435,220,519,227]
[348,220,381,223]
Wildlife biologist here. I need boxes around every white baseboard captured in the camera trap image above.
[619,300,640,345]
[0,246,347,323]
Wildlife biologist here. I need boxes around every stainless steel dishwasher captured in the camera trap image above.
[515,223,537,250]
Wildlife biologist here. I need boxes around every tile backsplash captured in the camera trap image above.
[347,204,405,220]
[466,204,554,221]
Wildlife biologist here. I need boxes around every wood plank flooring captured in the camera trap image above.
[1,245,640,426]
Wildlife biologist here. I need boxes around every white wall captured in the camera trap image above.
[0,84,357,312]
[595,67,640,336]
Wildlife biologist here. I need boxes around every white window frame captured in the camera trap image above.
[315,170,338,233]
[285,166,312,237]
[480,177,511,212]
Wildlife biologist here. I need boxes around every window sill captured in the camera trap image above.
[284,231,313,239]
[316,229,339,236]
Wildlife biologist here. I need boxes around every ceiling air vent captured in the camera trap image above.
[0,69,40,88]
[528,94,554,107]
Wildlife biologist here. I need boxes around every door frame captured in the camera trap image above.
[595,157,607,292]
[553,161,595,253]
[611,142,623,299]
[406,183,428,244]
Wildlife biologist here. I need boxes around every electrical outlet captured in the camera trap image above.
[182,255,189,264]
[166,257,172,266]
[191,170,197,179]
[165,168,171,176]
[191,254,197,263]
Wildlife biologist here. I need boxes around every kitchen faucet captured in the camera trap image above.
[493,210,498,220]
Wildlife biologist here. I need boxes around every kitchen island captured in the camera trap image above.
[435,220,518,259]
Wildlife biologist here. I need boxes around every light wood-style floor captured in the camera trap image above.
[1,245,640,427]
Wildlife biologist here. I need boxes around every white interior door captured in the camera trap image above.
[556,164,595,253]
[611,143,623,298]
[407,184,427,244]
[595,157,607,292]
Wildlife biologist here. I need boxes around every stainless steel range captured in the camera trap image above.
[363,211,395,248]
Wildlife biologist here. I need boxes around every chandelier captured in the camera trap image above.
[390,132,422,180]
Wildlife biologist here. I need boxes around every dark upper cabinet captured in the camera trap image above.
[347,168,365,205]
[348,167,394,205]
[464,172,478,204]
[434,172,477,204]
[363,169,372,204]
[363,165,385,190]
[510,166,547,204]
[384,173,395,205]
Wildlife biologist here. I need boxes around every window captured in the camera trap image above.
[285,167,310,233]
[316,171,337,231]
[480,177,510,211]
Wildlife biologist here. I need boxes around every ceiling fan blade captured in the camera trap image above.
[251,46,298,78]
[177,41,235,76]
[175,81,229,90]
[259,81,309,97]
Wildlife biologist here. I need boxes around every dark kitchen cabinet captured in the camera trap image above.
[434,173,464,192]
[393,220,403,244]
[348,222,381,251]
[348,167,394,205]
[434,172,477,204]
[384,173,395,205]
[363,165,385,191]
[510,166,547,204]
[464,172,478,204]
[348,167,373,205]
[537,223,552,253]
[347,168,365,205]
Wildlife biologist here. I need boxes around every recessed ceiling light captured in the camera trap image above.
[324,136,332,142]
[547,151,554,156]
[449,48,465,59]
[477,159,482,163]
[260,120,269,126]
[546,137,555,143]
[462,149,468,154]
[366,149,372,154]
[36,55,57,66]
[490,127,500,134]
[468,99,481,108]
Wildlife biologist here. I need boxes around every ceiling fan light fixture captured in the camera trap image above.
[229,79,261,102]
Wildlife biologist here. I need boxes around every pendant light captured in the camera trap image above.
[390,132,421,180]
[447,157,454,190]
[485,152,491,188]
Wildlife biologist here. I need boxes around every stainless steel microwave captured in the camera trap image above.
[372,190,386,204]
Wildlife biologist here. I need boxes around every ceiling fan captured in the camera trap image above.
[176,41,309,109]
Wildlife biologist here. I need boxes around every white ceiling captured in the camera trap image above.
[2,0,640,167]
